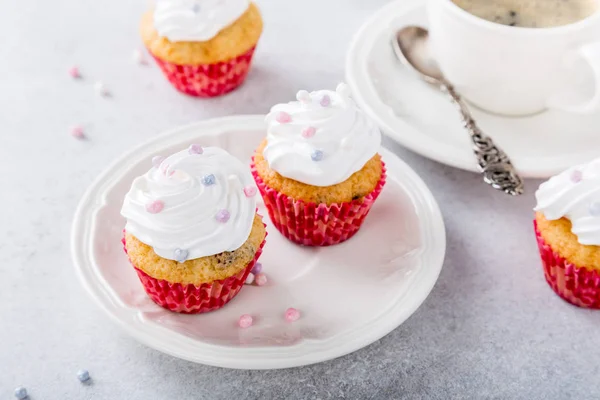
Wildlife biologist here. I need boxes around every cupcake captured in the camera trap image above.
[251,83,386,246]
[534,160,600,308]
[121,145,266,313]
[140,0,263,97]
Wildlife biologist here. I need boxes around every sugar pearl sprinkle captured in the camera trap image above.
[296,90,311,104]
[245,272,255,285]
[320,94,331,107]
[311,149,324,162]
[152,155,165,168]
[301,126,316,139]
[276,111,292,124]
[132,49,148,65]
[174,248,189,263]
[285,308,301,322]
[243,185,257,197]
[14,387,27,400]
[201,174,216,186]
[69,66,81,79]
[94,81,109,97]
[589,201,600,217]
[145,199,164,214]
[215,209,230,223]
[188,144,203,155]
[251,262,262,275]
[255,273,268,286]
[71,125,85,139]
[238,314,253,328]
[571,170,583,183]
[77,369,91,382]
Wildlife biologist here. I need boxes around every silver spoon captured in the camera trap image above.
[392,26,524,196]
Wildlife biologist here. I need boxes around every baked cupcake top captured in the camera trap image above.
[121,145,257,262]
[535,158,600,245]
[154,0,249,42]
[263,83,381,187]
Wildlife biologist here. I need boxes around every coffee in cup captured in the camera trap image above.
[451,0,600,28]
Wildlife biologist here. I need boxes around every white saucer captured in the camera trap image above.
[71,115,445,369]
[346,0,600,178]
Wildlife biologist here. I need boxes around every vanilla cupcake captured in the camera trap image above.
[140,0,263,97]
[251,83,386,246]
[534,160,600,308]
[122,145,266,313]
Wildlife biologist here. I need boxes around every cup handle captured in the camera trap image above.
[547,42,600,114]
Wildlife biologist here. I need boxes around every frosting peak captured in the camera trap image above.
[263,83,381,187]
[121,146,257,261]
[535,158,600,245]
[154,0,249,42]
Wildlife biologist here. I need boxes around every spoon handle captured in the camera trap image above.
[441,83,524,196]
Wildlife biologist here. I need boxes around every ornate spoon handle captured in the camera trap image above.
[441,83,524,196]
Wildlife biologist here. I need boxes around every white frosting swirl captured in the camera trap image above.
[263,83,381,187]
[153,0,249,42]
[535,158,600,246]
[121,146,257,261]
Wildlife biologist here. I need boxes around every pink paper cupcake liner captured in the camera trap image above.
[122,231,266,314]
[150,46,256,97]
[251,159,386,246]
[534,220,600,309]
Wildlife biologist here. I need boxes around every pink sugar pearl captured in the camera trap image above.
[145,200,164,214]
[571,170,583,183]
[69,66,81,78]
[320,94,331,107]
[285,308,300,322]
[276,111,292,124]
[255,273,268,286]
[188,144,203,155]
[243,186,257,197]
[301,126,316,138]
[238,314,253,328]
[71,125,84,139]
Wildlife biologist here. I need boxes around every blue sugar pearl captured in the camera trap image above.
[14,387,27,399]
[77,369,90,382]
[589,201,600,216]
[192,3,200,13]
[311,149,324,162]
[201,174,216,186]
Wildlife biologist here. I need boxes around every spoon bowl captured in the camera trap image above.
[392,26,444,84]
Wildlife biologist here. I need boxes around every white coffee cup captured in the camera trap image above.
[427,0,600,116]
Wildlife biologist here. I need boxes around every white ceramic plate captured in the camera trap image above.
[71,115,445,369]
[346,0,600,178]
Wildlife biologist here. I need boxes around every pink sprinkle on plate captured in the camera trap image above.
[238,314,253,328]
[285,308,300,322]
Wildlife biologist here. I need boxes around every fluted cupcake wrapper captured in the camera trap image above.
[122,230,266,314]
[149,46,256,98]
[251,158,386,246]
[534,220,600,309]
